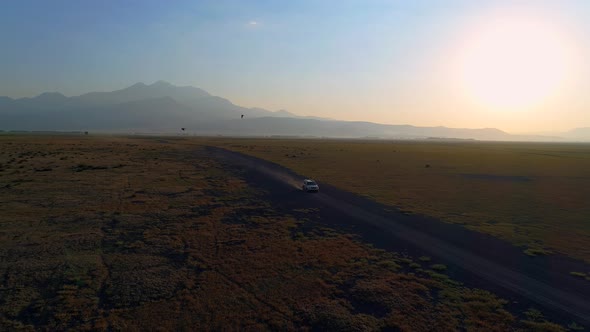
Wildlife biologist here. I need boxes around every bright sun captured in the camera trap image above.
[458,17,570,109]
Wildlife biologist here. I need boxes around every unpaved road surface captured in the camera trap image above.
[209,147,590,326]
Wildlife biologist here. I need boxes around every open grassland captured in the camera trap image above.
[0,136,567,330]
[208,138,590,263]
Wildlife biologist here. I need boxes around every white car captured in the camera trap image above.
[302,179,319,193]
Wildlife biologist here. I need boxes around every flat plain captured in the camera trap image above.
[0,135,575,330]
[209,138,590,263]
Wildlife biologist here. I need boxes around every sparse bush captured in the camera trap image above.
[431,264,447,271]
[377,260,400,271]
[398,258,413,264]
[524,308,544,322]
[568,322,585,331]
[426,270,449,281]
[521,320,566,332]
[418,256,431,262]
[569,271,587,278]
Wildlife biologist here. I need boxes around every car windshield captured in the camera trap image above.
[307,181,316,185]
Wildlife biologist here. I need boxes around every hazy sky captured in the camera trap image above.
[1,0,589,132]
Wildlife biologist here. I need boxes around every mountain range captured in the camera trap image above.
[0,81,587,141]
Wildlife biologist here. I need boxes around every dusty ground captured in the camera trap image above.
[0,135,583,330]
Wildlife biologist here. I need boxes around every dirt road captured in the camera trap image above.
[209,146,590,326]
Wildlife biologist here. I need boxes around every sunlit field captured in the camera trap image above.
[209,138,590,263]
[1,135,569,330]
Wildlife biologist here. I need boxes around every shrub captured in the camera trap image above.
[524,308,544,322]
[521,320,566,332]
[431,264,447,271]
[569,271,587,278]
[398,258,413,265]
[568,322,584,331]
[524,248,552,257]
[378,260,400,271]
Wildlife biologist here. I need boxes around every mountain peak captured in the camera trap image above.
[34,92,67,101]
[151,80,174,87]
[37,92,66,97]
[128,82,147,89]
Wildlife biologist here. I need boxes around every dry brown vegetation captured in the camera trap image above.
[0,135,566,330]
[208,138,590,263]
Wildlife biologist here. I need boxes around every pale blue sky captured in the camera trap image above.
[1,0,589,132]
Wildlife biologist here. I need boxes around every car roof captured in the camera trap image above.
[304,179,315,182]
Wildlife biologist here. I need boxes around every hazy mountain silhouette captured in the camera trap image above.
[523,128,590,141]
[564,127,590,140]
[71,81,210,107]
[205,117,515,140]
[0,81,566,140]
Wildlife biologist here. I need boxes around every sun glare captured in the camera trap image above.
[457,17,571,110]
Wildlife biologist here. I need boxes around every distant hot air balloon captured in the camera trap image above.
[241,114,244,119]
[181,128,185,131]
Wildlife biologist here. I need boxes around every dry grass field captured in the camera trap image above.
[0,135,568,330]
[208,138,590,263]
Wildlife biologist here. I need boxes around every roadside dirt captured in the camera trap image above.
[208,146,590,326]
